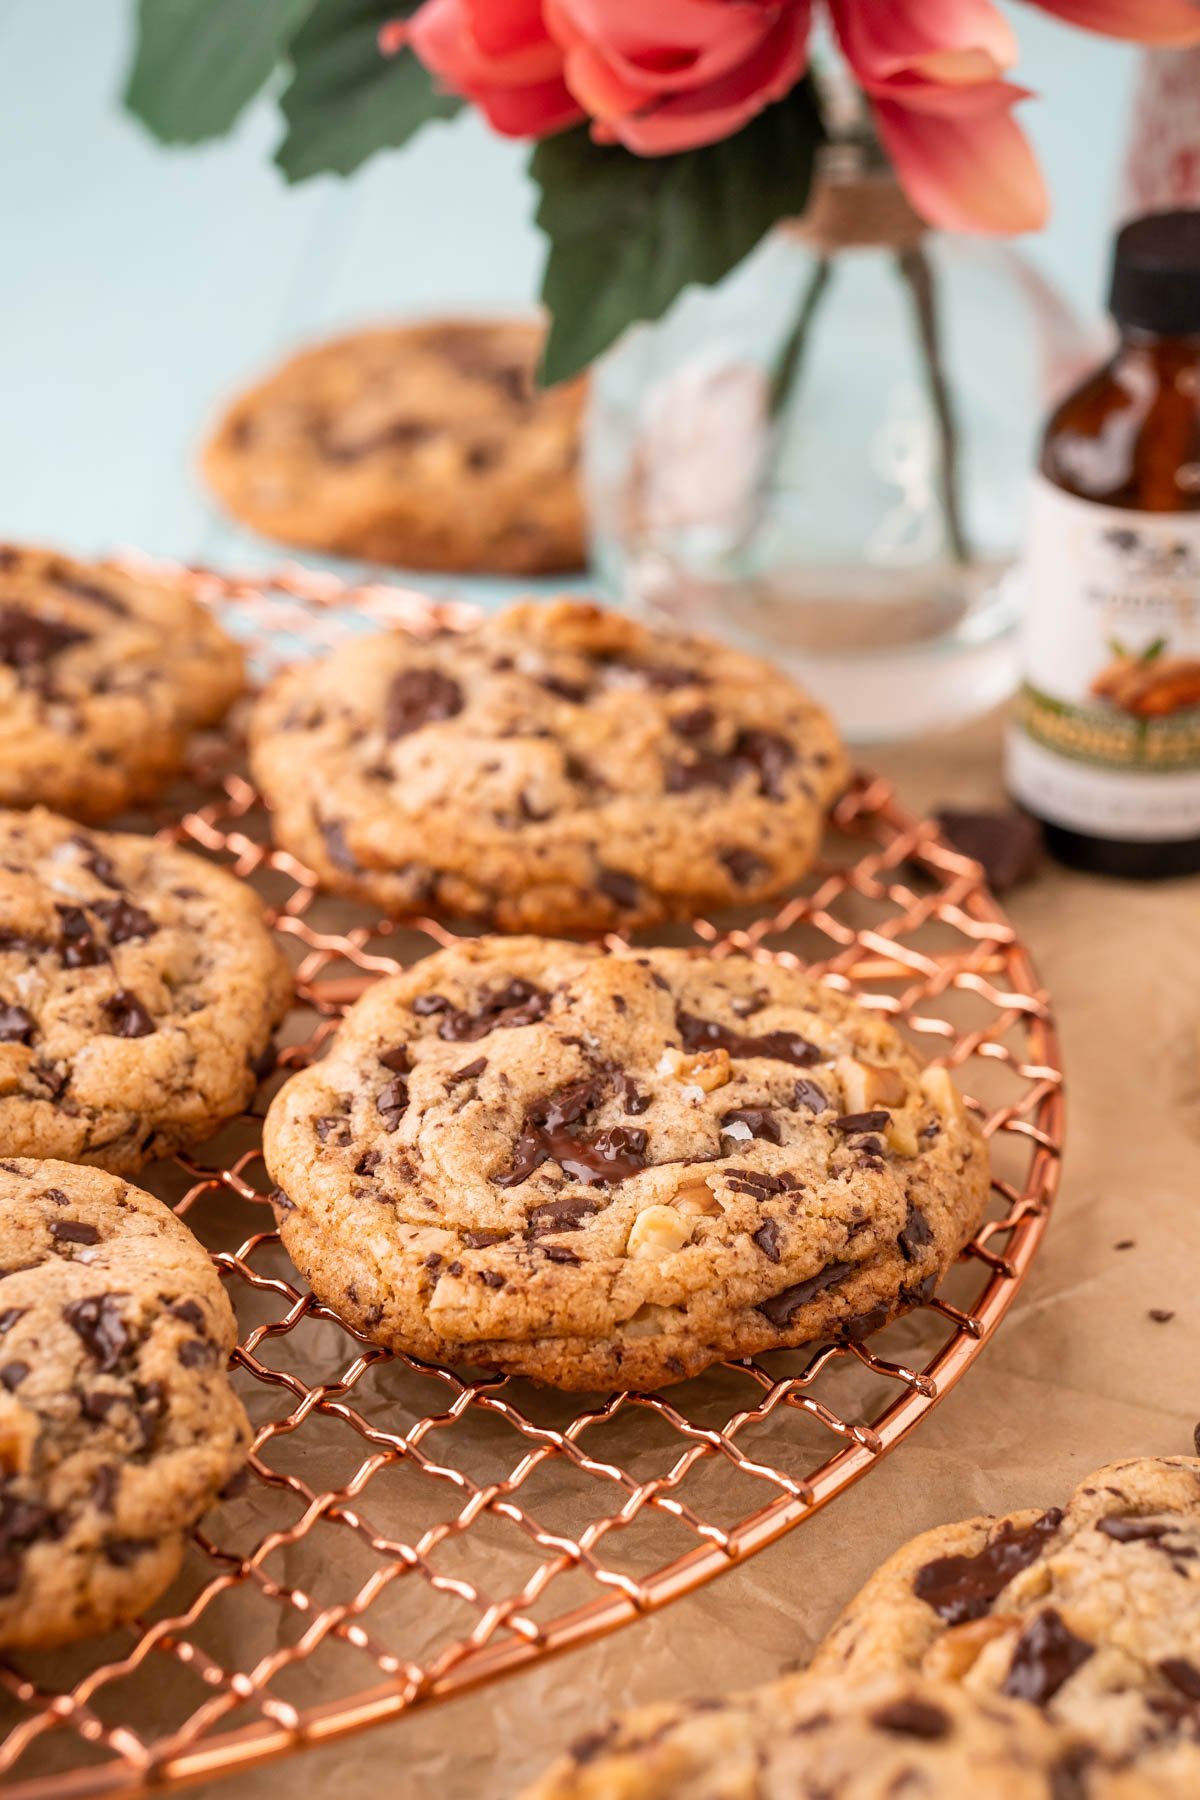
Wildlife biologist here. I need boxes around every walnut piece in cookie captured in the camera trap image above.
[0,542,244,821]
[0,808,292,1172]
[0,1159,250,1649]
[811,1455,1200,1793]
[249,597,848,933]
[201,318,586,575]
[519,1672,1083,1799]
[262,936,988,1391]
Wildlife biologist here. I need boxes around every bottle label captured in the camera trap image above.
[1007,475,1200,841]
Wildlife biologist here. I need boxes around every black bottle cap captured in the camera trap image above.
[1109,210,1200,336]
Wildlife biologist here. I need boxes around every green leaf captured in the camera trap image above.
[531,79,823,385]
[125,0,318,143]
[277,0,462,182]
[1140,635,1168,663]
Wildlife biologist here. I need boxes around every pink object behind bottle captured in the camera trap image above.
[1122,47,1200,216]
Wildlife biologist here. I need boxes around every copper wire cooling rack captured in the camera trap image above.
[0,563,1065,1799]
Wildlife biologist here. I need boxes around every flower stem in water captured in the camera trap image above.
[768,254,834,418]
[896,242,970,566]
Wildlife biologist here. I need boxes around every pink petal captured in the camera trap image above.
[555,40,650,120]
[599,8,811,154]
[873,72,1035,115]
[407,0,491,82]
[875,89,1049,233]
[407,0,582,134]
[830,0,1017,86]
[409,0,562,88]
[378,19,409,56]
[1027,0,1200,44]
[478,77,585,135]
[467,0,558,63]
[547,0,790,93]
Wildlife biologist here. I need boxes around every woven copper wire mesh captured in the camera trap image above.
[0,563,1065,1799]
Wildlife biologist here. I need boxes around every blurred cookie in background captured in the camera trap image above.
[522,1455,1200,1797]
[521,1674,1083,1799]
[812,1454,1200,1794]
[201,318,587,575]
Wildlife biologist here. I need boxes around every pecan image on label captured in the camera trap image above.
[1091,644,1200,719]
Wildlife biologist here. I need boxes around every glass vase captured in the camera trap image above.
[585,167,1099,741]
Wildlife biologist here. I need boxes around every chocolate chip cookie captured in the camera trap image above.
[262,937,989,1391]
[201,319,586,574]
[249,599,848,933]
[521,1674,1086,1799]
[0,1160,250,1649]
[812,1456,1200,1793]
[0,808,291,1172]
[0,542,244,821]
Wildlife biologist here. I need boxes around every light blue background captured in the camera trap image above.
[0,2,1138,584]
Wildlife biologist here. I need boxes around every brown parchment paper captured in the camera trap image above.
[194,709,1200,1800]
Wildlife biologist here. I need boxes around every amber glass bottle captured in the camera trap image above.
[1007,211,1200,878]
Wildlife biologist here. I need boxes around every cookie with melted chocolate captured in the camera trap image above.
[249,597,848,933]
[0,807,291,1172]
[262,936,988,1391]
[0,542,243,820]
[812,1454,1200,1793]
[0,1160,249,1649]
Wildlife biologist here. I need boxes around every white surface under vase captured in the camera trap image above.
[586,170,1097,741]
